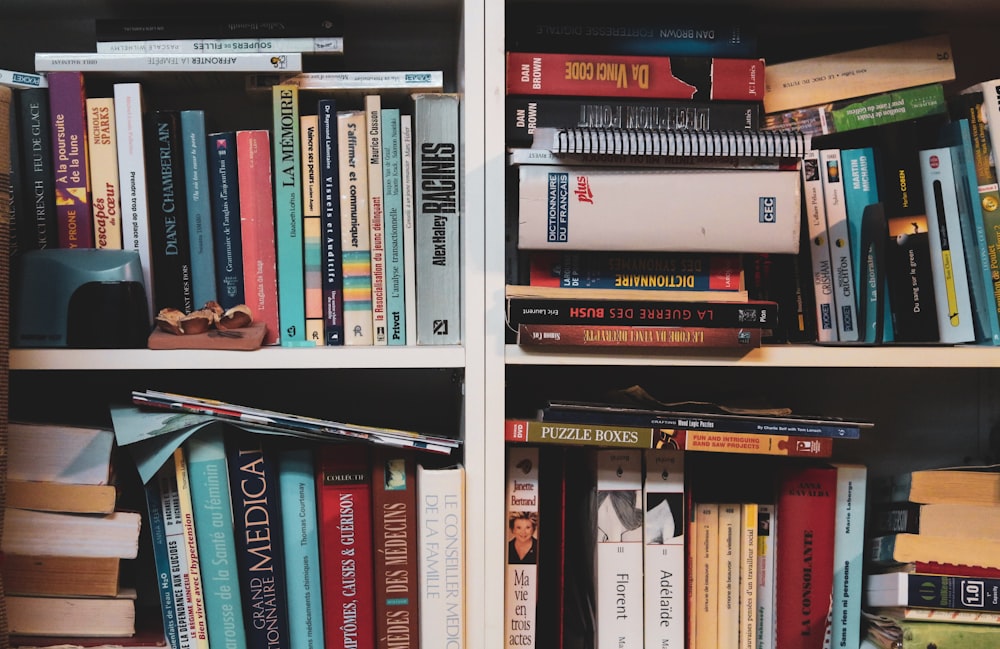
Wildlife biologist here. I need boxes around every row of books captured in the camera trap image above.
[6,69,462,347]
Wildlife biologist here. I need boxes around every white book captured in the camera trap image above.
[417,463,466,649]
[505,447,539,649]
[35,51,302,72]
[643,449,684,649]
[739,503,758,649]
[8,421,114,485]
[801,150,838,341]
[157,467,194,649]
[594,449,644,649]
[516,165,802,253]
[919,147,976,343]
[366,94,388,345]
[756,503,778,649]
[717,503,741,649]
[96,36,343,55]
[246,70,445,92]
[0,68,46,89]
[507,146,788,170]
[819,149,860,342]
[831,464,868,649]
[113,82,155,323]
[400,114,418,345]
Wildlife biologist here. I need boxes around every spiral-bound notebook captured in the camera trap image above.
[532,126,810,157]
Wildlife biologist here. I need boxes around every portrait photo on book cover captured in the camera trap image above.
[507,511,539,565]
[597,489,643,543]
[645,492,684,544]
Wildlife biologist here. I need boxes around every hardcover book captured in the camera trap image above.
[527,250,744,292]
[15,87,58,250]
[47,71,93,248]
[301,114,324,343]
[317,99,344,345]
[246,71,445,93]
[179,109,217,308]
[365,94,388,345]
[86,97,122,249]
[818,149,860,342]
[317,445,375,649]
[206,131,246,310]
[762,34,956,114]
[506,51,765,101]
[381,106,407,345]
[504,447,539,649]
[800,150,838,341]
[236,129,280,345]
[413,92,462,344]
[515,323,761,350]
[516,165,802,253]
[371,450,421,649]
[506,296,778,328]
[97,36,343,55]
[272,85,307,344]
[337,109,374,345]
[145,109,194,314]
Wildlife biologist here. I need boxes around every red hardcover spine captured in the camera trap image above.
[236,129,280,345]
[516,323,761,349]
[775,465,838,649]
[505,51,765,101]
[317,445,375,649]
[47,71,93,248]
[371,450,420,649]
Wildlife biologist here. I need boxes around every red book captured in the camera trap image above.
[371,449,420,649]
[775,464,837,649]
[515,323,762,349]
[236,129,280,345]
[505,51,765,101]
[317,444,376,649]
[47,71,93,248]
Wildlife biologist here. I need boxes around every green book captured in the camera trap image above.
[272,84,307,345]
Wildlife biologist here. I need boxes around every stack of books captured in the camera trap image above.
[2,421,143,640]
[863,466,1000,648]
[502,4,812,351]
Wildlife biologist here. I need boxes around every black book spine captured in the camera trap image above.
[145,109,194,314]
[507,297,777,327]
[317,98,344,345]
[96,17,341,41]
[206,131,245,310]
[18,88,59,250]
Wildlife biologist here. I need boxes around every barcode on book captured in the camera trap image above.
[537,127,809,157]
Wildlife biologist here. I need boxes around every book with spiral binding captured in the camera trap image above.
[532,127,809,157]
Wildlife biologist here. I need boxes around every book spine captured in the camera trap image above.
[756,503,777,649]
[841,147,887,343]
[17,87,58,249]
[160,462,195,649]
[739,502,759,649]
[144,468,182,649]
[185,429,249,649]
[507,296,777,327]
[174,447,210,649]
[10,89,28,256]
[96,17,342,41]
[180,109,217,308]
[206,131,246,310]
[381,107,406,345]
[831,464,867,649]
[536,127,807,158]
[236,129,280,345]
[400,114,418,344]
[317,445,376,649]
[800,150,838,341]
[86,97,123,249]
[273,85,306,344]
[337,110,374,345]
[371,450,421,649]
[300,114,324,344]
[878,607,1000,624]
[0,68,47,89]
[919,146,976,343]
[819,149,860,342]
[516,165,801,253]
[96,36,343,55]
[413,92,462,344]
[277,447,324,649]
[516,323,761,349]
[527,251,743,291]
[762,34,955,114]
[642,449,684,649]
[113,82,155,322]
[35,52,303,73]
[225,434,291,649]
[146,109,195,313]
[317,99,344,345]
[508,146,790,169]
[775,465,838,649]
[867,573,1000,611]
[504,446,539,649]
[47,71,93,248]
[416,464,466,649]
[506,96,760,147]
[693,502,719,649]
[506,52,765,101]
[717,503,741,649]
[246,71,445,93]
[593,449,644,649]
[365,95,388,345]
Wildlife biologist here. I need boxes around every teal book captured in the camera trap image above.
[278,447,324,649]
[381,107,406,345]
[185,427,248,649]
[180,109,218,308]
[272,84,307,344]
[144,467,181,649]
[831,464,867,649]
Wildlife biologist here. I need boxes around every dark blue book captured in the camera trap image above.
[317,98,344,345]
[17,87,59,250]
[206,131,246,310]
[225,432,291,649]
[143,464,182,649]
